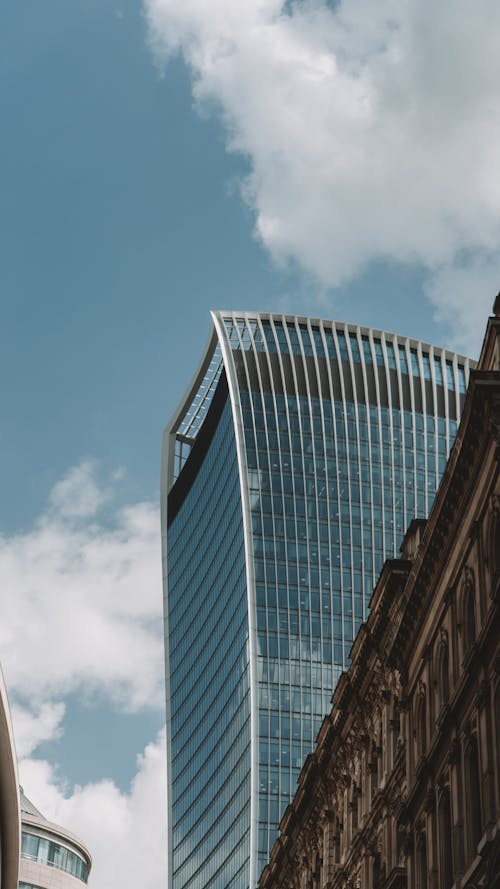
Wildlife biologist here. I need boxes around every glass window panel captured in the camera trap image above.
[374,342,384,366]
[349,334,361,363]
[398,345,409,375]
[385,342,397,369]
[434,357,443,385]
[336,331,349,361]
[446,361,455,389]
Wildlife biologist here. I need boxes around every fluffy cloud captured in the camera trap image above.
[10,701,66,759]
[19,729,167,889]
[426,253,500,355]
[0,463,166,887]
[144,0,500,353]
[49,462,110,519]
[0,462,163,726]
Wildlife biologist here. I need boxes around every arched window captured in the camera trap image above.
[464,734,482,860]
[438,787,453,889]
[437,632,450,708]
[462,568,477,656]
[490,497,500,597]
[391,702,401,765]
[373,850,383,889]
[350,783,359,832]
[416,832,428,889]
[376,712,383,785]
[333,827,340,865]
[369,742,378,799]
[415,685,427,760]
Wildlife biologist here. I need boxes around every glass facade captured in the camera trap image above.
[167,395,251,889]
[163,312,471,889]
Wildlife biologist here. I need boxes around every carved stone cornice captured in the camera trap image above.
[488,392,500,442]
[390,376,499,672]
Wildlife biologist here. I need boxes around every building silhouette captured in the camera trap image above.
[162,312,471,889]
[19,789,91,889]
[259,304,500,889]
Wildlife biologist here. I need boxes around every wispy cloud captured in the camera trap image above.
[144,0,500,354]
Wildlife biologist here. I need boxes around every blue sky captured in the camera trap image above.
[1,1,499,887]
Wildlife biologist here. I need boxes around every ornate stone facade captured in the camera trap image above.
[259,307,500,889]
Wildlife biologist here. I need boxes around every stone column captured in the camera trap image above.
[423,787,438,889]
[477,680,496,829]
[448,737,465,879]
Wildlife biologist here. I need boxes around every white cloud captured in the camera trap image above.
[19,729,167,889]
[426,252,500,354]
[0,462,163,757]
[49,461,109,519]
[10,701,66,759]
[0,464,166,888]
[144,0,500,354]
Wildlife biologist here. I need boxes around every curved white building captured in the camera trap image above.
[19,791,91,889]
[162,312,472,889]
[0,667,20,889]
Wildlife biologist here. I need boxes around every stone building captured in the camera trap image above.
[259,304,500,889]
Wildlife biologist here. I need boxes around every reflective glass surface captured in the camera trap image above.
[226,315,464,870]
[168,398,250,889]
[165,313,470,888]
[240,388,456,866]
[21,831,89,883]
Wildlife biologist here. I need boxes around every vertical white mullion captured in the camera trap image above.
[393,335,408,532]
[317,321,342,690]
[308,318,331,704]
[252,314,283,861]
[355,329,375,616]
[428,346,439,509]
[415,342,428,518]
[373,334,387,565]
[278,316,310,765]
[210,310,260,889]
[440,349,451,459]
[290,319,318,708]
[303,319,326,719]
[403,339,418,523]
[331,323,351,668]
[344,326,362,639]
[380,333,397,555]
[264,316,299,819]
[452,352,462,430]
[367,329,385,586]
[238,316,275,860]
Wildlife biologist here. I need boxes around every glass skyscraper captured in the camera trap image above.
[162,312,471,889]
